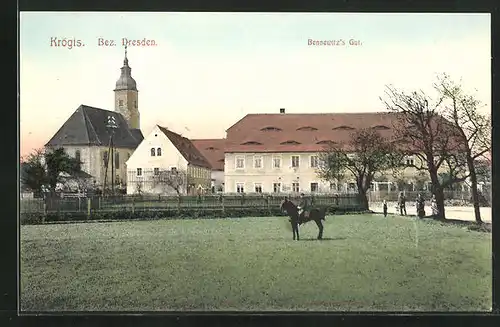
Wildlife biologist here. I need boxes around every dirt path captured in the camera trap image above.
[370,202,491,223]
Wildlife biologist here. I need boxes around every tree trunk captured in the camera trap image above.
[467,156,482,224]
[429,170,446,220]
[434,188,446,220]
[357,190,369,211]
[356,180,369,211]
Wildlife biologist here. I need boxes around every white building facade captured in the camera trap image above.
[126,125,212,195]
[224,152,331,194]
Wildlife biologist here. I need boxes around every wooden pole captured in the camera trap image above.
[87,197,91,219]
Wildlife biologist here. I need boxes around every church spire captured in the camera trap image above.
[124,44,128,66]
[114,45,140,130]
[114,44,137,91]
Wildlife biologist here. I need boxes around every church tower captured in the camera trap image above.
[114,45,140,130]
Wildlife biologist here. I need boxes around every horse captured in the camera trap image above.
[280,197,326,240]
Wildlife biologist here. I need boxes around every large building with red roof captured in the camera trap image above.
[223,108,421,194]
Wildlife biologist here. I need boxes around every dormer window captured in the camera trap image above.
[316,140,336,145]
[260,126,283,132]
[371,125,390,130]
[206,147,219,150]
[280,140,301,145]
[333,125,355,130]
[297,126,318,131]
[241,141,263,145]
[150,148,156,156]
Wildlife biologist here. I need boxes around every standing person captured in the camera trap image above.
[383,199,388,218]
[430,194,438,217]
[416,193,425,218]
[398,192,407,216]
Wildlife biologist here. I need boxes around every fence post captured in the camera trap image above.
[42,202,47,223]
[177,195,181,215]
[132,197,135,214]
[98,196,102,210]
[220,194,225,214]
[267,195,271,215]
[87,197,91,219]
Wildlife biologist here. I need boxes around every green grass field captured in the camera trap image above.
[20,213,491,311]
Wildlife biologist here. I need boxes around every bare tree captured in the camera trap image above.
[380,85,469,220]
[135,180,143,195]
[317,128,402,210]
[434,73,491,223]
[152,169,187,196]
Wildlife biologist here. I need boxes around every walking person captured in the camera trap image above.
[383,199,388,218]
[398,192,407,216]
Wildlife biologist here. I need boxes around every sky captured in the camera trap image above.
[19,12,491,158]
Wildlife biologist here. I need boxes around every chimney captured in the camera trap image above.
[280,108,285,114]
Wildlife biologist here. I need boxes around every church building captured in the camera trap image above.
[44,47,144,191]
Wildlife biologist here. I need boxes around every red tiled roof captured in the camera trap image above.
[191,139,226,171]
[224,112,401,153]
[157,126,211,169]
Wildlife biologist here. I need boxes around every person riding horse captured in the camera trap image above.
[297,193,310,222]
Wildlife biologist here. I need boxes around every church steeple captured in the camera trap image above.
[114,45,137,92]
[114,45,140,130]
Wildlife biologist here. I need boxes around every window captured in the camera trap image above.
[280,140,301,145]
[311,182,319,192]
[171,167,177,173]
[254,156,263,169]
[310,155,319,168]
[236,183,245,193]
[119,100,124,106]
[254,183,263,193]
[115,152,120,169]
[292,182,300,193]
[260,126,282,132]
[333,125,355,130]
[136,168,142,176]
[75,150,81,162]
[157,148,162,156]
[273,156,281,169]
[154,168,160,175]
[134,100,137,108]
[273,183,281,193]
[236,156,245,169]
[291,155,300,168]
[406,156,415,166]
[150,148,156,156]
[297,126,318,131]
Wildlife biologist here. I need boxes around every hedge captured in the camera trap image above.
[20,205,365,225]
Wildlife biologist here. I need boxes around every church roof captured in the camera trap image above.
[45,105,143,148]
